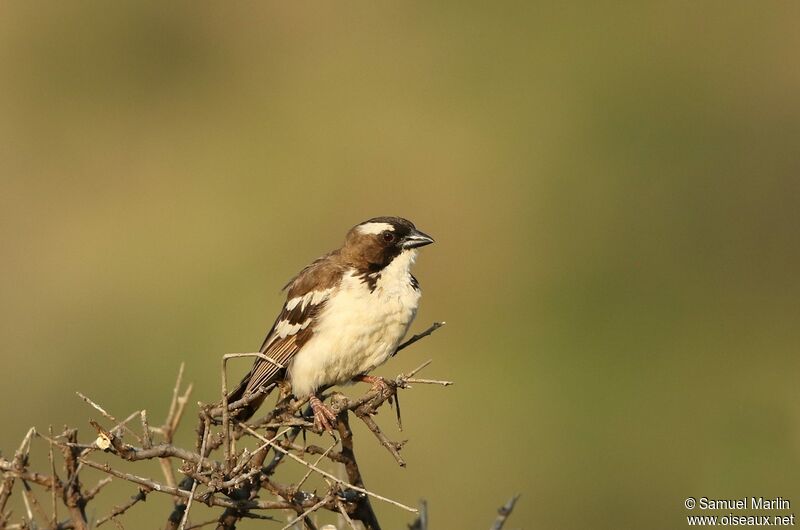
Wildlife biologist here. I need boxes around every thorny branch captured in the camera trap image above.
[0,321,513,529]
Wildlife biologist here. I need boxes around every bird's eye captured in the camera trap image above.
[382,231,395,243]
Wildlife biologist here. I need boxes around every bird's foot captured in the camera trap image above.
[354,374,392,398]
[309,395,337,433]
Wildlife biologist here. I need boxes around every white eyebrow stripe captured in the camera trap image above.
[357,222,394,235]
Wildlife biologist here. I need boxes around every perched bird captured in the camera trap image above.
[228,216,434,431]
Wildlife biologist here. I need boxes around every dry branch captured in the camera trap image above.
[0,321,515,530]
[96,487,149,527]
[490,494,520,530]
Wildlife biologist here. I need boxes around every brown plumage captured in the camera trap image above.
[227,254,343,419]
[227,216,434,428]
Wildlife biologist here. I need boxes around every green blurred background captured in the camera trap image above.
[2,2,800,528]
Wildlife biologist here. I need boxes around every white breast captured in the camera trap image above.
[289,250,421,397]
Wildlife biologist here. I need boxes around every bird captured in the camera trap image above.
[227,216,434,431]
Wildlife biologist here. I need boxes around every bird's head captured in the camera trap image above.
[343,216,434,270]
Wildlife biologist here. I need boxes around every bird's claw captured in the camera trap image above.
[355,374,392,397]
[309,395,337,433]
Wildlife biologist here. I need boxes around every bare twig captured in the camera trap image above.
[166,363,186,431]
[177,417,210,530]
[185,517,220,530]
[140,410,152,449]
[394,322,445,354]
[20,480,35,522]
[356,414,406,467]
[113,410,143,438]
[240,424,416,513]
[185,517,224,529]
[405,359,433,377]
[0,427,35,519]
[78,459,291,511]
[75,392,141,443]
[160,364,193,492]
[60,429,89,530]
[207,382,277,417]
[87,419,222,474]
[23,479,51,523]
[295,442,337,491]
[220,352,286,472]
[490,494,520,530]
[403,377,454,386]
[84,477,113,501]
[0,458,59,488]
[169,383,193,440]
[96,488,149,526]
[279,495,331,530]
[159,458,177,492]
[392,393,403,432]
[337,499,359,530]
[335,412,381,530]
[48,425,58,526]
[1,317,450,530]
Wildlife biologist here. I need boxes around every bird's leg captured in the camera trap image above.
[309,394,337,433]
[353,374,392,397]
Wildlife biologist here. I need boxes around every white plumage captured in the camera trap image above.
[288,249,421,397]
[229,216,433,429]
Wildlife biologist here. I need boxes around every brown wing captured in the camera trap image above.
[241,253,344,398]
[242,297,327,396]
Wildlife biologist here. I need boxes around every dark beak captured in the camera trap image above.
[402,229,435,249]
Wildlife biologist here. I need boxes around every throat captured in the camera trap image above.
[356,249,418,293]
[375,249,418,290]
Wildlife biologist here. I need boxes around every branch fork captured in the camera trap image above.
[0,321,512,530]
